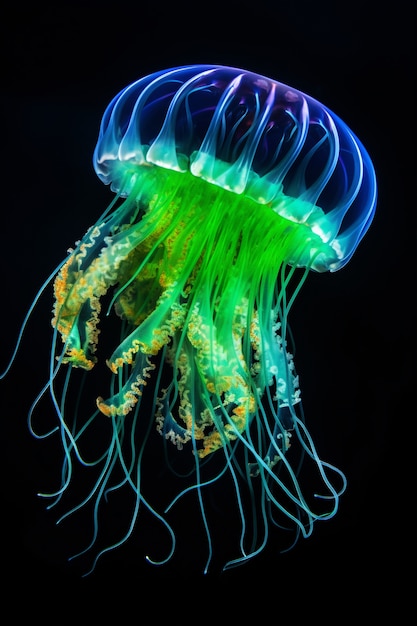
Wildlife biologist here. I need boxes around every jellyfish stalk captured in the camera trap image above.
[49,164,346,569]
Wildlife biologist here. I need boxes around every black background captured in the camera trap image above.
[1,1,415,623]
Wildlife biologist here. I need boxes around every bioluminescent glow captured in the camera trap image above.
[1,65,376,573]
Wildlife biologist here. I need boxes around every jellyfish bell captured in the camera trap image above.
[94,64,376,271]
[1,65,376,573]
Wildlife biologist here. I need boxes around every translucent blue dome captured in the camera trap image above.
[94,65,376,271]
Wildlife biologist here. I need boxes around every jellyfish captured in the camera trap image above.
[1,65,376,573]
